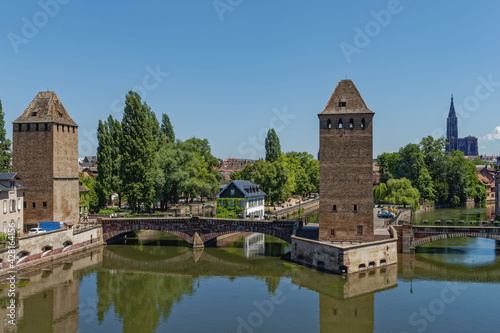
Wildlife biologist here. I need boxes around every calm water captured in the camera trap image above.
[415,204,496,222]
[2,231,500,333]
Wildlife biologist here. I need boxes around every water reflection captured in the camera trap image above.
[1,233,500,332]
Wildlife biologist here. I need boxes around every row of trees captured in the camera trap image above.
[96,91,220,212]
[376,136,487,207]
[0,100,12,172]
[231,129,319,204]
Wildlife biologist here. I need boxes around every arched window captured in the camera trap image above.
[338,119,343,129]
[327,119,331,129]
[349,118,354,129]
[361,118,365,129]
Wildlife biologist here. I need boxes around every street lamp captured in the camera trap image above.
[495,157,500,219]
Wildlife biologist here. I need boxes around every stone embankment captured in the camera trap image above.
[0,226,103,276]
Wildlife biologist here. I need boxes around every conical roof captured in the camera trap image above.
[319,80,374,115]
[13,91,78,126]
[448,94,456,117]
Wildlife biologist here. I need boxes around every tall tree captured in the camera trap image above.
[0,100,12,172]
[96,119,112,200]
[120,91,157,212]
[265,129,281,163]
[161,114,175,143]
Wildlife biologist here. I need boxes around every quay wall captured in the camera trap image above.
[0,226,103,276]
[292,226,398,274]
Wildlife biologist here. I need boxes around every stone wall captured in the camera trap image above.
[292,226,398,274]
[0,226,103,276]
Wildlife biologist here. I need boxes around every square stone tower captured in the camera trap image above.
[12,92,79,225]
[318,80,374,242]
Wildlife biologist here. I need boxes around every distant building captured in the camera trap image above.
[446,95,478,156]
[217,180,266,219]
[476,165,496,204]
[215,158,254,182]
[13,91,79,225]
[0,173,26,234]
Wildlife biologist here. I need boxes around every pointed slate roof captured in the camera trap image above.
[448,94,456,117]
[319,80,374,115]
[13,91,78,126]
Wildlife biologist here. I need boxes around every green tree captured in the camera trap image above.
[374,178,420,210]
[398,143,435,201]
[161,114,175,143]
[0,100,12,172]
[120,91,157,212]
[377,152,399,183]
[265,129,281,163]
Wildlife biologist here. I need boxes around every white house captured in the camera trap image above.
[0,173,26,235]
[217,180,267,220]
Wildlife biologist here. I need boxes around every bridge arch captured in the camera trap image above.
[413,232,500,248]
[101,217,297,246]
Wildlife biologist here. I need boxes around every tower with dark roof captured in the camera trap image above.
[318,80,374,242]
[446,95,458,152]
[12,92,79,225]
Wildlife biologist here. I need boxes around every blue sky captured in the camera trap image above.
[1,0,499,159]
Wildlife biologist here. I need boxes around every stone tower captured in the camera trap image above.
[13,92,79,225]
[446,95,458,152]
[318,80,374,242]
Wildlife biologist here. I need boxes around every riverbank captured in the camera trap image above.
[0,226,103,277]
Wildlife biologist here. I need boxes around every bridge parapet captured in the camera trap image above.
[100,216,299,247]
[399,225,500,253]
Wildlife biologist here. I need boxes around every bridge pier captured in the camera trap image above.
[188,232,204,249]
[402,224,415,254]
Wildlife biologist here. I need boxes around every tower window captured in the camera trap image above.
[361,118,365,129]
[44,123,48,131]
[357,226,363,235]
[43,202,47,208]
[338,119,343,129]
[330,228,335,236]
[62,125,64,132]
[57,124,59,131]
[353,204,358,212]
[73,126,75,133]
[26,124,30,132]
[332,204,337,212]
[349,118,354,129]
[35,123,39,131]
[32,202,36,209]
[18,124,22,132]
[339,101,346,107]
[327,119,331,129]
[23,202,26,209]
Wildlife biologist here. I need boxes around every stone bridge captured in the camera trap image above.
[100,216,299,247]
[396,224,500,253]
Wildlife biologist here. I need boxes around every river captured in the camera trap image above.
[1,230,500,333]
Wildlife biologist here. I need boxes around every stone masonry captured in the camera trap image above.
[12,92,79,225]
[318,80,374,242]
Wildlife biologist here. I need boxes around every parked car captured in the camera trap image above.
[377,211,395,219]
[28,228,46,235]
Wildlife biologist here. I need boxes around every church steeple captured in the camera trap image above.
[448,94,456,118]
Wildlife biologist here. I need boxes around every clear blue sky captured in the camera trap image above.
[1,0,499,159]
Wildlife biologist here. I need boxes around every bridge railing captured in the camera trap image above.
[410,220,500,227]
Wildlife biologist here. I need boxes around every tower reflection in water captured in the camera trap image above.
[0,239,400,333]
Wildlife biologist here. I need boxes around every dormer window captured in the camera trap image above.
[31,112,38,117]
[339,102,346,107]
[58,112,63,118]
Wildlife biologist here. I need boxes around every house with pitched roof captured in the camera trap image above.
[0,173,26,234]
[217,180,266,220]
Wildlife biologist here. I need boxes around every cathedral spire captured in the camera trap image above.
[448,94,456,117]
